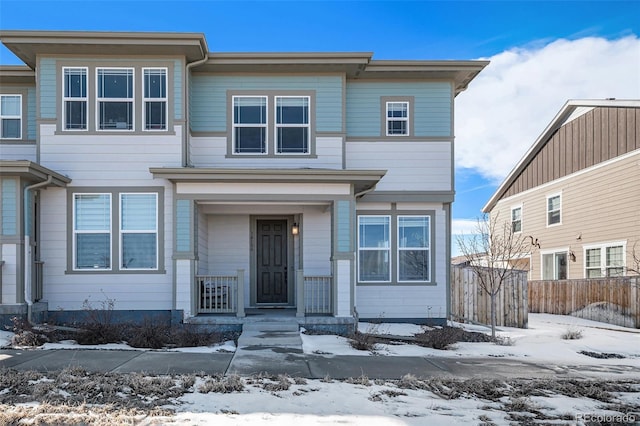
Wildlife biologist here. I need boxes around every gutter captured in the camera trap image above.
[183,53,209,167]
[23,175,53,324]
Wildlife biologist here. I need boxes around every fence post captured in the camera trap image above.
[296,270,305,317]
[236,269,245,318]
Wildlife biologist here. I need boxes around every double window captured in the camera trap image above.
[62,66,168,132]
[0,94,22,139]
[358,214,431,283]
[232,95,311,155]
[547,194,561,226]
[72,191,159,271]
[585,243,625,278]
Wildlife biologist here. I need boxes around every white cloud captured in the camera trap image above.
[452,219,481,236]
[455,36,640,182]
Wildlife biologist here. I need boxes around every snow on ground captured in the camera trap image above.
[0,331,12,348]
[358,322,425,336]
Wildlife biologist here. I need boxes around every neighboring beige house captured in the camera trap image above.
[483,99,640,281]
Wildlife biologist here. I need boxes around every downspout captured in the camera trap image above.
[354,184,378,199]
[24,175,53,324]
[184,53,209,167]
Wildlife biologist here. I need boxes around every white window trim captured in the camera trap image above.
[62,67,88,131]
[73,193,112,271]
[142,67,168,132]
[511,204,523,234]
[119,193,159,271]
[357,215,392,283]
[274,95,310,155]
[546,193,562,227]
[232,95,268,155]
[397,215,430,283]
[96,67,135,132]
[385,101,409,137]
[540,248,569,280]
[0,94,22,139]
[583,241,626,278]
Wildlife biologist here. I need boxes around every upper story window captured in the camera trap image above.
[233,96,267,154]
[0,94,22,139]
[511,206,522,233]
[63,67,88,130]
[585,243,625,278]
[276,96,310,154]
[386,101,409,136]
[143,68,167,131]
[97,68,134,130]
[547,194,561,226]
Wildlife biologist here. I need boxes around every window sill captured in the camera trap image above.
[66,269,166,275]
[226,154,318,159]
[357,281,436,286]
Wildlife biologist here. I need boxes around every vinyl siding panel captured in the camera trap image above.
[173,59,183,120]
[301,208,332,276]
[346,81,452,137]
[27,86,36,139]
[1,244,18,303]
[196,206,209,275]
[1,178,17,235]
[189,136,343,169]
[491,150,640,280]
[190,75,343,133]
[39,58,57,119]
[176,200,192,253]
[346,141,452,191]
[0,144,36,161]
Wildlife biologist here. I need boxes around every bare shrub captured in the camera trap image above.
[345,374,371,387]
[75,294,124,345]
[494,335,515,346]
[170,326,223,348]
[8,316,49,347]
[415,326,492,350]
[126,319,170,349]
[348,331,378,351]
[263,374,292,392]
[561,327,583,340]
[198,374,244,393]
[397,373,427,390]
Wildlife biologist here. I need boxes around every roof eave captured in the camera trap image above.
[0,160,71,186]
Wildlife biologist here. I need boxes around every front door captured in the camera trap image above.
[256,219,288,304]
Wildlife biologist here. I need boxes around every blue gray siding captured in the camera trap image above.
[346,81,452,137]
[175,199,192,252]
[190,75,343,133]
[39,58,56,119]
[1,178,17,236]
[336,200,351,252]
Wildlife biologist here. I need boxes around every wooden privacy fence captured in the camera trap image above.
[529,277,640,328]
[450,266,529,328]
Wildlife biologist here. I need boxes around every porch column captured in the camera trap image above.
[331,198,355,318]
[296,269,305,317]
[174,199,196,319]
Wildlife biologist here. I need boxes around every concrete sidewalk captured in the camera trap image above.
[2,348,638,380]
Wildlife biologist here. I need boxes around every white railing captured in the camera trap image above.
[301,274,332,315]
[196,270,245,316]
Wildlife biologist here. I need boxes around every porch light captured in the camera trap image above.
[292,223,299,235]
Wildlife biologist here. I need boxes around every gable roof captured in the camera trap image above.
[483,99,640,212]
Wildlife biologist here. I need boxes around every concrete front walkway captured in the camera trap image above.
[2,321,639,380]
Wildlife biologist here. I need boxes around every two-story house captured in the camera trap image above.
[0,30,487,332]
[484,99,640,281]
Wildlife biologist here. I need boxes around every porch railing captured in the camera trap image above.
[196,270,245,316]
[33,261,44,302]
[297,271,332,315]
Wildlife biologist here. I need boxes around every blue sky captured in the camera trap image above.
[1,0,639,254]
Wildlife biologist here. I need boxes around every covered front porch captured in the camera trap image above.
[150,167,385,325]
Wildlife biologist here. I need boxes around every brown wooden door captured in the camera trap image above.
[256,220,288,304]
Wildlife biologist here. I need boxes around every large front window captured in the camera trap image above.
[74,194,111,270]
[358,216,391,282]
[143,68,167,130]
[398,216,430,282]
[233,96,267,154]
[585,243,625,278]
[120,193,158,269]
[276,96,309,154]
[97,68,134,130]
[0,94,21,139]
[63,67,87,130]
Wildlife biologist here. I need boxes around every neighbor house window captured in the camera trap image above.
[547,194,561,226]
[358,216,391,282]
[275,96,309,154]
[143,68,167,130]
[386,101,409,136]
[233,96,267,154]
[511,206,522,233]
[120,193,158,269]
[63,67,87,130]
[542,251,567,280]
[74,194,111,270]
[585,243,625,278]
[0,94,21,139]
[97,68,134,130]
[398,216,430,282]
